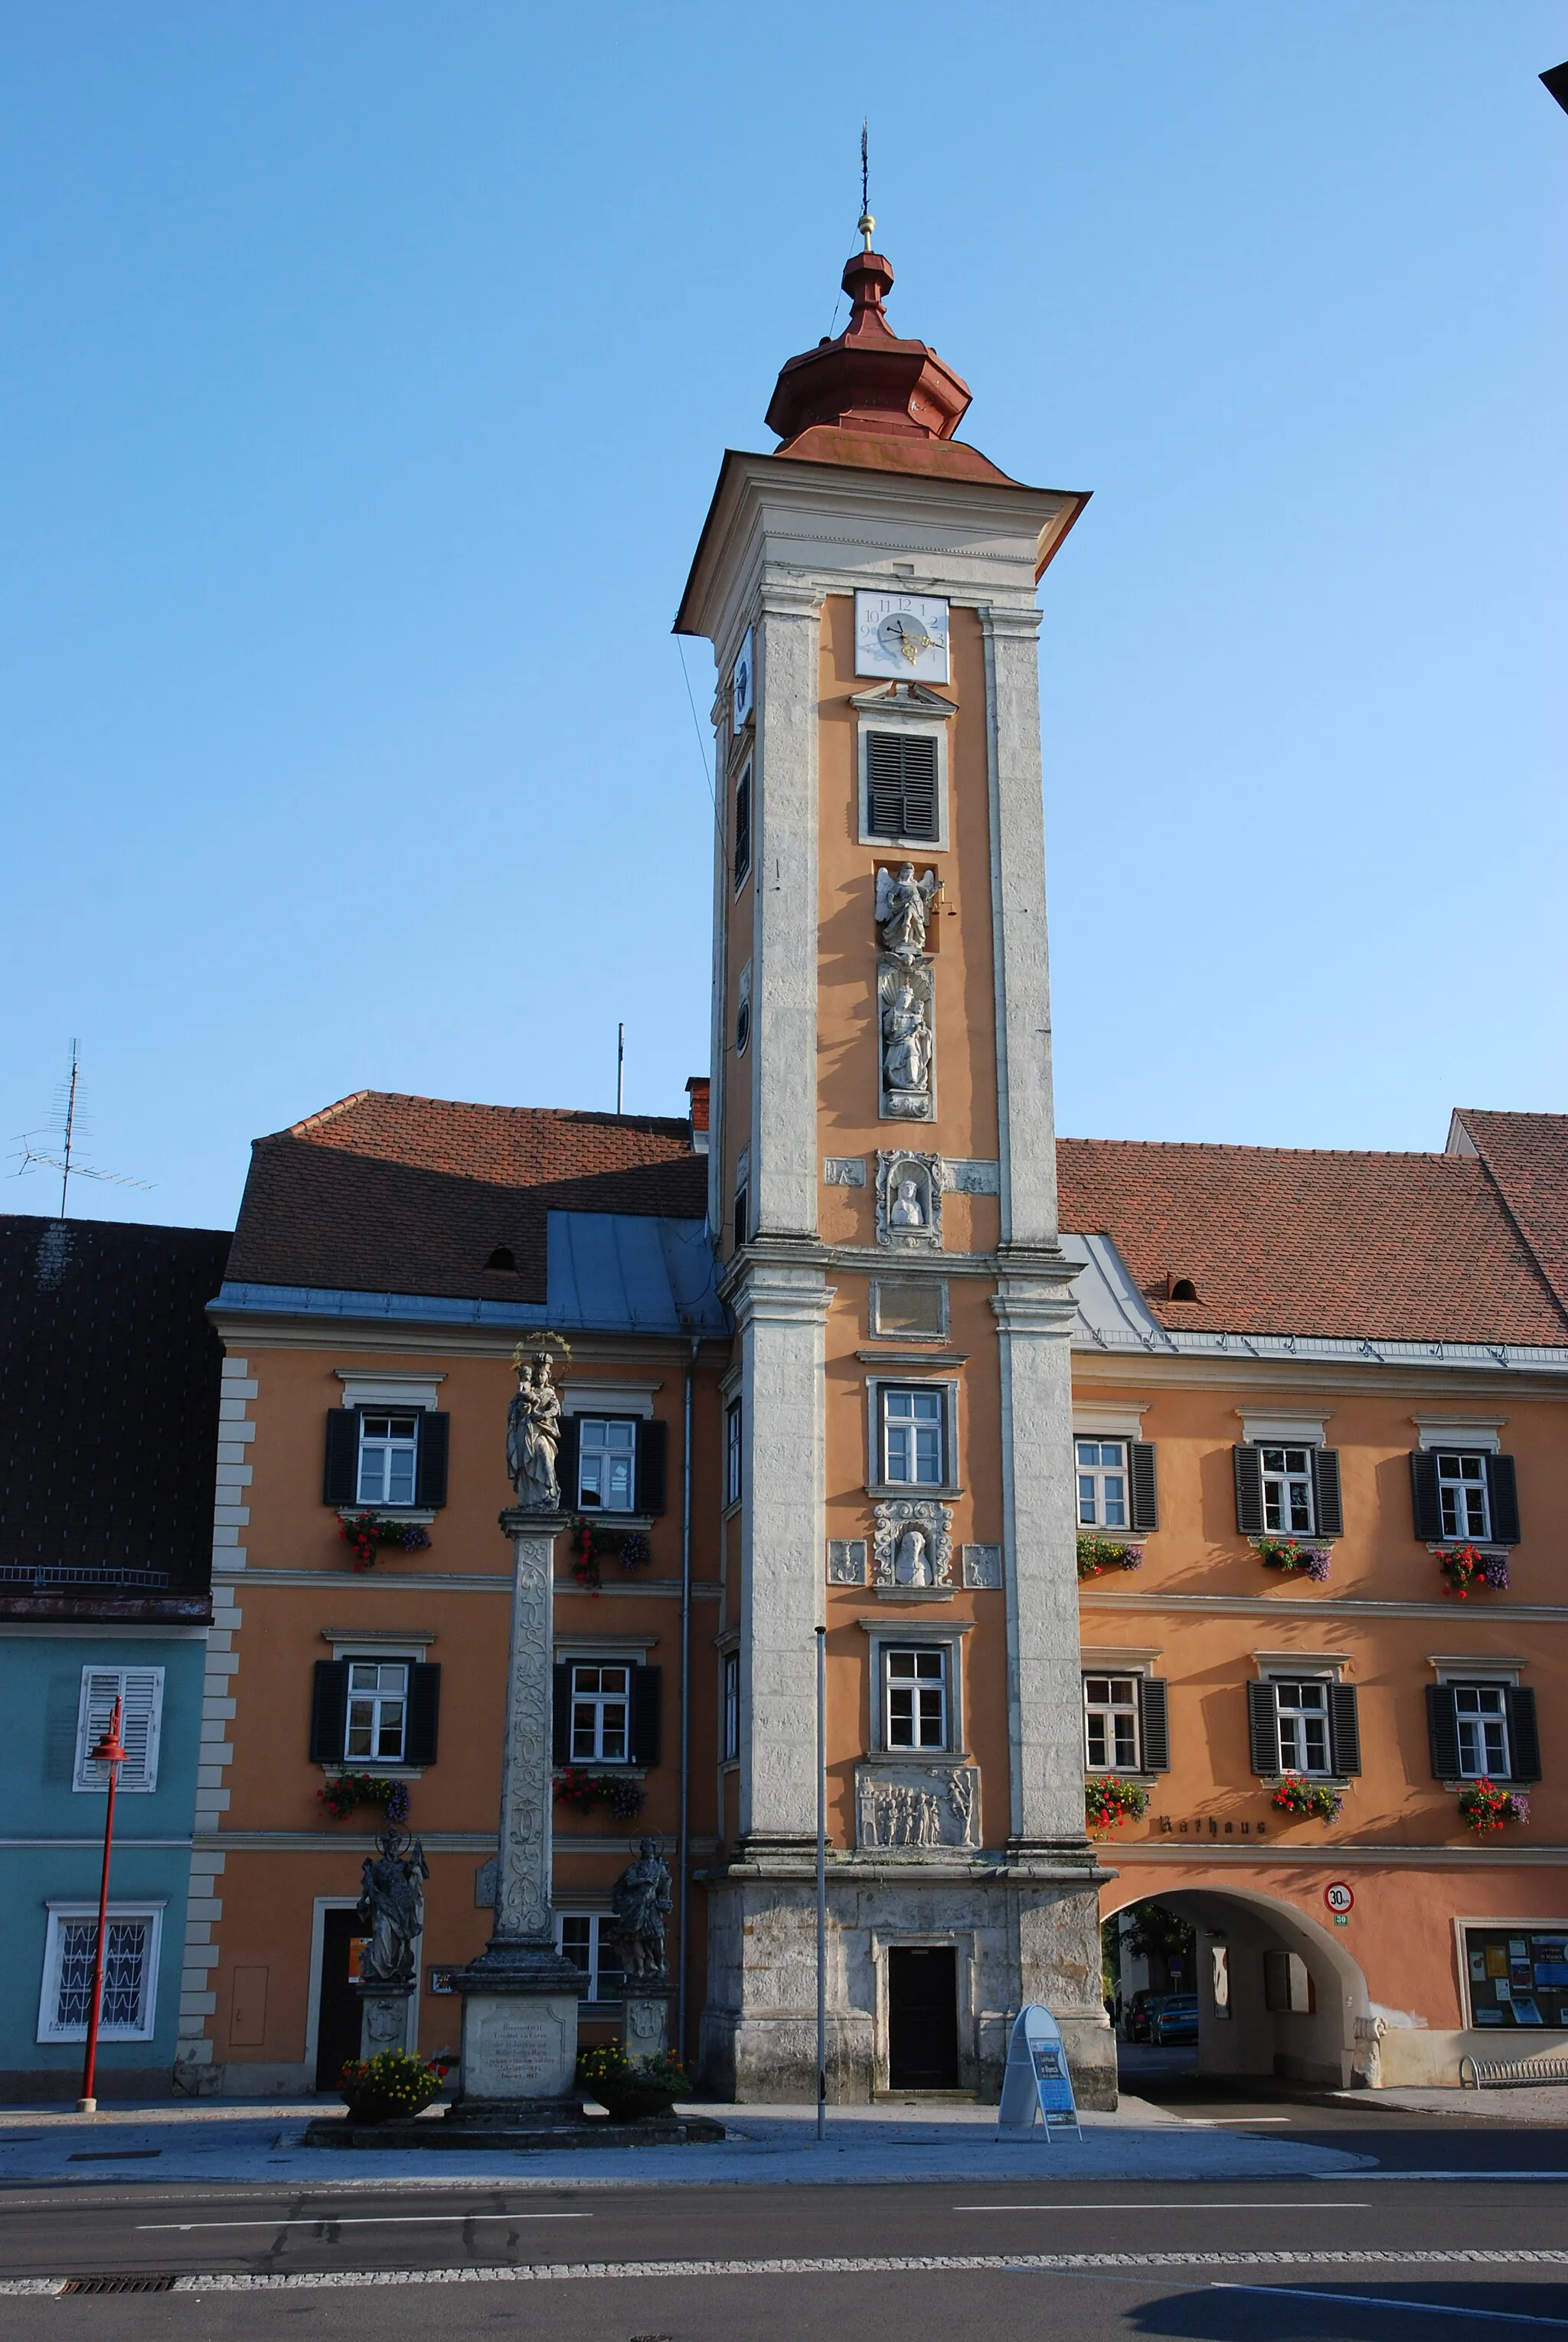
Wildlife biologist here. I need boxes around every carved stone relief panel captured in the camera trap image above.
[828,1538,868,1586]
[823,1157,867,1187]
[872,1498,953,1589]
[855,1762,981,1851]
[941,1158,1001,1195]
[875,1151,942,1249]
[878,961,936,1121]
[961,1543,1003,1590]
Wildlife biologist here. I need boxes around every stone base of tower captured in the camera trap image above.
[698,1860,1116,2109]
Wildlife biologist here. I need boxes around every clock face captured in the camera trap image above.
[855,590,949,683]
[731,627,755,730]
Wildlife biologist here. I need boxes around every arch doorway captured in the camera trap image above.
[1104,1884,1374,2092]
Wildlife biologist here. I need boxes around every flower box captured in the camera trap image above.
[1084,1776,1148,1831]
[1456,1778,1530,1834]
[338,1513,432,1572]
[319,1773,410,1824]
[1270,1774,1342,1821]
[1076,1535,1144,1583]
[554,1765,645,1820]
[568,1517,653,1591]
[1439,1544,1509,1600]
[1255,1536,1331,1582]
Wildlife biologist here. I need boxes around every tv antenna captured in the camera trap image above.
[11,1040,152,1218]
[616,1021,626,1115]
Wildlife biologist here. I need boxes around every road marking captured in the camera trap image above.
[1178,2115,1292,2125]
[952,2202,1367,2212]
[1214,2282,1568,2328]
[138,2213,592,2231]
[7,2247,1568,2295]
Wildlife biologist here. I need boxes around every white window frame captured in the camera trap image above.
[1076,1439,1129,1530]
[721,1649,740,1763]
[1083,1672,1141,1772]
[38,1902,164,2043]
[568,1661,632,1764]
[343,1657,410,1765]
[356,1412,421,1509]
[575,1416,639,1515]
[882,1644,951,1752]
[855,712,951,851]
[869,1377,957,1493]
[1436,1450,1491,1543]
[1271,1676,1334,1776]
[556,1912,625,2004]
[74,1667,164,1795]
[1259,1445,1316,1536]
[725,1400,743,1511]
[1452,1683,1511,1780]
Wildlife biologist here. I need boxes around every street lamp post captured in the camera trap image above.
[77,1696,126,2116]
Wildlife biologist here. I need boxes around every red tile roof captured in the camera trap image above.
[1057,1134,1568,1346]
[1450,1109,1568,1321]
[226,1091,706,1303]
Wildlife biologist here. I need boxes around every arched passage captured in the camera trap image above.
[1104,1882,1376,2091]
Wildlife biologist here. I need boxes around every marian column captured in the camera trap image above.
[450,1347,583,2116]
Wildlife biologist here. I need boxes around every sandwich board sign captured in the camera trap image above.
[996,2003,1082,2141]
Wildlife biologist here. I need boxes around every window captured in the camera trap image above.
[1453,1684,1510,1779]
[358,1414,420,1507]
[1261,1446,1315,1535]
[881,1387,946,1487]
[1084,1674,1140,1772]
[345,1661,409,1762]
[74,1668,163,1795]
[865,730,939,841]
[577,1418,637,1513]
[722,1650,740,1761]
[733,1151,750,1253]
[733,759,752,888]
[557,1913,625,2004]
[38,1906,162,2042]
[1263,1950,1315,2015]
[1273,1679,1332,1775]
[1077,1440,1128,1529]
[725,1400,743,1509]
[1436,1451,1491,1542]
[884,1645,949,1750]
[1463,1926,1568,2030]
[570,1664,630,1762]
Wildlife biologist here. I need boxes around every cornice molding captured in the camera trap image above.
[1080,1589,1568,1624]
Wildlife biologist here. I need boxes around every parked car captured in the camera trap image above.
[1152,1994,1200,2046]
[1125,1991,1167,2043]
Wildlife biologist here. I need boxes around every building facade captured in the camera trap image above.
[0,1217,227,2099]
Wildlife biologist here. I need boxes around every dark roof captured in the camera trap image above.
[0,1217,230,1609]
[227,1091,707,1303]
[1452,1110,1568,1324]
[1057,1133,1568,1346]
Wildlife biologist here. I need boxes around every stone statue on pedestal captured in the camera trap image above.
[506,1351,562,1511]
[611,1837,672,1981]
[357,1828,429,1987]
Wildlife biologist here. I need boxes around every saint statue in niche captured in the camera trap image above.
[881,980,933,1101]
[876,862,937,962]
[890,1175,926,1227]
[893,1521,936,1585]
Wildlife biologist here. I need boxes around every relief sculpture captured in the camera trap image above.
[872,1498,953,1588]
[856,1762,981,1851]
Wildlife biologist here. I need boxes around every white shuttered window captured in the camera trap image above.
[74,1667,165,1795]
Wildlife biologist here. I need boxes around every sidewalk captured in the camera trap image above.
[1321,2083,1568,2125]
[0,2095,1373,2190]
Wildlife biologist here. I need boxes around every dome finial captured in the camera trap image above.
[858,118,874,251]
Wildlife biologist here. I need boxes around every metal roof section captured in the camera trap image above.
[547,1211,727,1336]
[1061,1229,1568,1377]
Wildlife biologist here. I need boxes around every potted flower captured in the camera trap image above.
[318,1775,410,1824]
[1439,1545,1509,1599]
[554,1766,645,1821]
[338,1514,433,1572]
[577,2041,690,2122]
[1085,1776,1148,1832]
[1270,1773,1343,1821]
[338,2047,445,2124]
[1256,1536,1331,1582]
[1076,1536,1144,1583]
[1456,1778,1530,1834]
[569,1518,653,1589]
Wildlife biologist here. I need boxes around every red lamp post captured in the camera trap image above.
[77,1696,126,2116]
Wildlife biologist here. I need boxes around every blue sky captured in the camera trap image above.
[3,2,1564,1232]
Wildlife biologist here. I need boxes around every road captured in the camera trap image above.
[4,2096,1568,2338]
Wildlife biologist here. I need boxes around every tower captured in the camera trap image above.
[677,221,1114,2103]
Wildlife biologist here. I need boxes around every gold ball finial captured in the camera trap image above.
[858,210,875,252]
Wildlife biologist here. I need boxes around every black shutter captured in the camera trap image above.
[405,1664,441,1765]
[1129,1442,1160,1533]
[1247,1680,1280,1775]
[1312,1449,1344,1540]
[323,1411,359,1505]
[1411,1450,1442,1541]
[733,763,752,886]
[551,1664,571,1765]
[309,1661,349,1763]
[1426,1684,1461,1780]
[1506,1687,1541,1783]
[1328,1684,1361,1776]
[1488,1455,1521,1547]
[1233,1445,1265,1536]
[415,1413,449,1508]
[557,1416,580,1510]
[1138,1677,1170,1773]
[631,1664,662,1766]
[635,1419,668,1516]
[865,732,939,841]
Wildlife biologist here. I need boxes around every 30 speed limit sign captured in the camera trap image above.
[1324,1882,1354,1917]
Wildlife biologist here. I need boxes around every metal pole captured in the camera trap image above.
[78,1696,125,2115]
[815,1625,827,2141]
[677,1340,695,2063]
[616,1023,625,1114]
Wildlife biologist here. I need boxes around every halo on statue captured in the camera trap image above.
[626,1829,666,1857]
[511,1330,573,1370]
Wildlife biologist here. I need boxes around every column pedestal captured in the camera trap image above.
[622,1982,676,2063]
[450,1507,584,2123]
[355,1981,413,2061]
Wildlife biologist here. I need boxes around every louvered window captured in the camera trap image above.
[865,731,939,841]
[74,1668,163,1795]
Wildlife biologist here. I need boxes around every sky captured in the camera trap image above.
[2,2,1565,1233]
